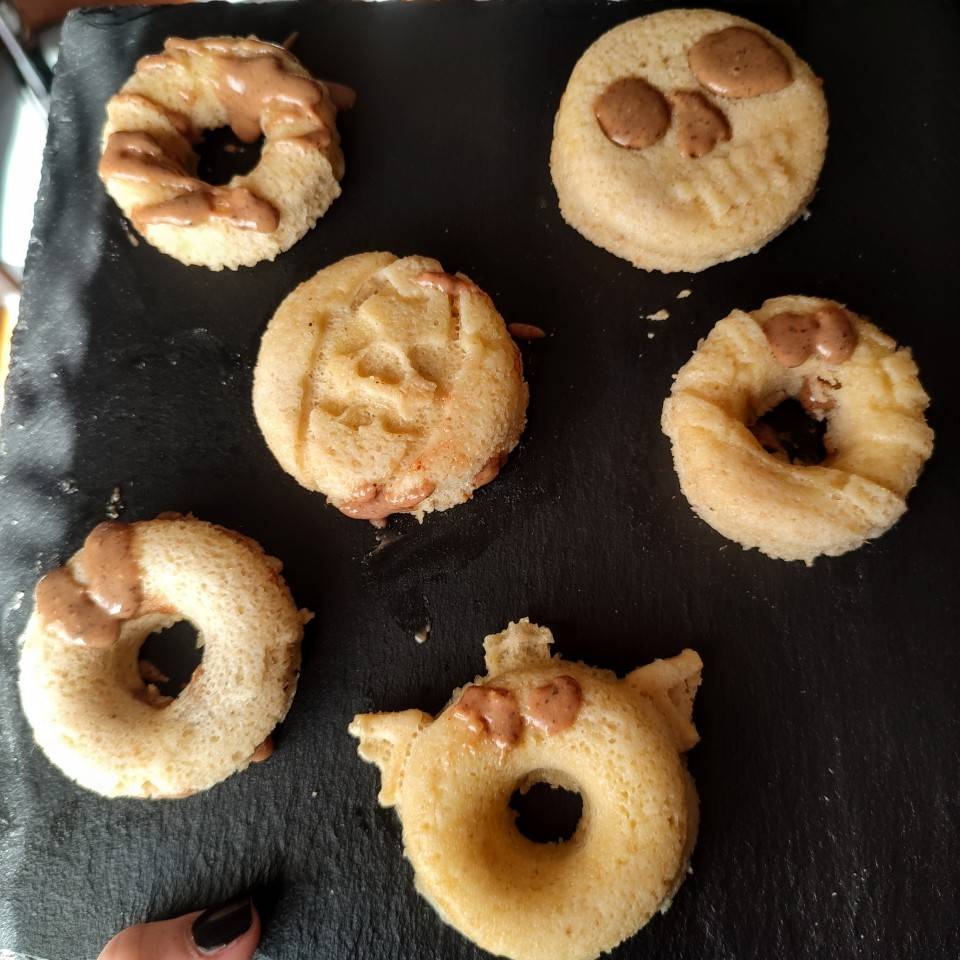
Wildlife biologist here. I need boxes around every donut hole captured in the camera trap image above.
[195,126,264,186]
[137,619,204,700]
[509,774,583,844]
[749,397,828,466]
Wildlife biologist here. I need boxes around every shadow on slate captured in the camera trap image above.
[1,1,959,959]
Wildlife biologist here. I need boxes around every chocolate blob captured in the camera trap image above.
[688,26,792,99]
[595,77,670,149]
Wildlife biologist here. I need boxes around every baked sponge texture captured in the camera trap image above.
[100,36,344,270]
[662,296,933,562]
[18,516,304,798]
[551,8,828,272]
[350,620,702,960]
[253,252,528,519]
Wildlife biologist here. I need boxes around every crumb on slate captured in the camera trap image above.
[106,485,124,519]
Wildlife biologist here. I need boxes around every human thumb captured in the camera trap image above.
[98,897,260,960]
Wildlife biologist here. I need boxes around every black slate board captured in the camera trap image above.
[1,2,959,958]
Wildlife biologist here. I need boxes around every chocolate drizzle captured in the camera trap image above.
[453,686,523,750]
[100,131,279,233]
[520,677,582,735]
[167,38,328,143]
[101,36,357,234]
[472,451,508,490]
[413,272,481,297]
[339,480,436,521]
[35,521,142,649]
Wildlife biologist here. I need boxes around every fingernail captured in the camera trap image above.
[191,897,252,954]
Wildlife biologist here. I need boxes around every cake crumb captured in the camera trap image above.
[646,309,670,321]
[121,222,140,247]
[106,485,124,519]
[676,289,692,300]
[647,332,655,339]
[414,623,431,644]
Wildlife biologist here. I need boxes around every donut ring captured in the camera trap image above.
[18,516,307,798]
[350,620,702,960]
[661,296,934,563]
[253,252,528,521]
[98,36,349,271]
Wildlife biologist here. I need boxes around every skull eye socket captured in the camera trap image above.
[595,76,731,159]
[688,26,793,99]
[593,76,670,149]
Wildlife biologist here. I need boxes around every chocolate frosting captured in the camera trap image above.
[670,90,731,158]
[34,521,142,649]
[688,26,792,99]
[594,76,670,149]
[763,304,858,368]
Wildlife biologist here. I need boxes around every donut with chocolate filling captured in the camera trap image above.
[661,296,934,562]
[18,516,307,798]
[350,619,702,960]
[252,252,528,522]
[98,36,351,270]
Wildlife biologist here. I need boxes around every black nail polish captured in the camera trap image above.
[191,897,252,954]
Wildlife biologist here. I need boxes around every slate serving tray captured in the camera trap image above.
[1,1,958,958]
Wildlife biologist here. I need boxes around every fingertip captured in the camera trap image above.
[97,900,260,960]
[211,904,260,960]
[201,903,260,960]
[189,898,259,959]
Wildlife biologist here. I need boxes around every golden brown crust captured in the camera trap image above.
[99,35,345,270]
[550,9,828,273]
[253,252,528,519]
[18,516,303,798]
[661,296,934,562]
[350,620,701,960]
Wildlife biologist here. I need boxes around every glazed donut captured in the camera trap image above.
[350,619,702,960]
[98,36,351,270]
[253,252,528,521]
[662,296,934,563]
[18,516,307,798]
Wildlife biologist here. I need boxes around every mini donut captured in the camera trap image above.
[252,252,528,521]
[349,619,702,960]
[550,9,828,272]
[18,516,308,798]
[98,36,352,270]
[661,296,934,563]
